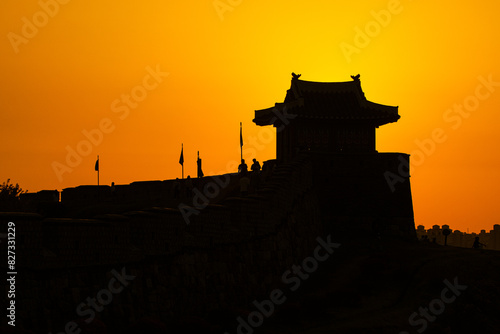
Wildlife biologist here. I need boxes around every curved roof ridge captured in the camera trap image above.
[290,77,366,101]
[295,78,356,85]
[294,79,358,91]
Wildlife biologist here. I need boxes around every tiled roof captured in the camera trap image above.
[254,76,399,127]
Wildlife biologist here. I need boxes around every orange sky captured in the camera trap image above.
[1,0,499,233]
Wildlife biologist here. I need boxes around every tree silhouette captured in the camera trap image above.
[0,179,26,211]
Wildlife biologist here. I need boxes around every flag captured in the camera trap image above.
[179,144,184,165]
[94,157,99,171]
[240,122,243,147]
[197,151,204,178]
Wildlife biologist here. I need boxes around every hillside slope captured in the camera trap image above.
[255,236,500,334]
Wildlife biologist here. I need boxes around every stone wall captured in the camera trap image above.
[1,152,417,332]
[0,157,325,333]
[309,152,416,239]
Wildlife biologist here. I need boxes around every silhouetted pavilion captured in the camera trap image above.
[254,74,400,163]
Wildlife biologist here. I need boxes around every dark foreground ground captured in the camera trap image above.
[257,236,500,334]
[3,235,500,334]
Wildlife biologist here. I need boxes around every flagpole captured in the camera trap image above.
[240,122,243,162]
[96,155,100,201]
[181,144,184,179]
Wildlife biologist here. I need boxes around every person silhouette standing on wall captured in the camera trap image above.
[238,159,248,175]
[250,158,261,191]
[251,159,261,173]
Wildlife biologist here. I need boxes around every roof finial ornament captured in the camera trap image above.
[351,74,360,81]
[292,72,301,80]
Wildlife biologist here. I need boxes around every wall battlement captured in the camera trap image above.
[1,152,415,332]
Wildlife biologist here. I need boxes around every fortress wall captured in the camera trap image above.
[309,152,416,238]
[60,174,240,215]
[1,152,417,331]
[1,158,326,332]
